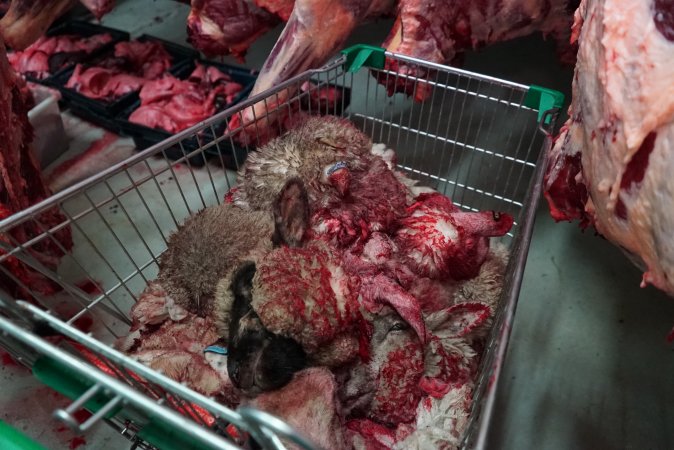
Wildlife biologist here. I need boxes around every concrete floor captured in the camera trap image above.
[3,1,674,449]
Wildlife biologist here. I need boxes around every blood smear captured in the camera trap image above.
[68,436,87,449]
[76,280,103,295]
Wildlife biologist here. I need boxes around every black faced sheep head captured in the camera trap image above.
[216,177,331,396]
[225,261,308,395]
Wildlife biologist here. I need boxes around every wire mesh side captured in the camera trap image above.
[357,62,542,245]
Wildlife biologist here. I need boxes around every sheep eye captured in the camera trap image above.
[388,322,408,333]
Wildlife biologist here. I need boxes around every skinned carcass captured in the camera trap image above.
[543,0,674,295]
[0,0,77,50]
[211,0,576,139]
[0,0,115,50]
[0,37,72,296]
[186,0,281,59]
[379,0,579,100]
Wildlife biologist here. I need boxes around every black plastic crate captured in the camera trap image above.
[50,34,199,118]
[67,102,123,135]
[9,21,128,86]
[115,59,257,168]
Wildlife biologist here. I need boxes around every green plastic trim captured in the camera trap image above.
[523,85,565,124]
[138,421,212,450]
[32,356,122,419]
[0,420,48,450]
[341,44,386,72]
[31,356,213,450]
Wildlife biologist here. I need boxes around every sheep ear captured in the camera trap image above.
[272,177,310,248]
[361,274,427,343]
[428,302,491,339]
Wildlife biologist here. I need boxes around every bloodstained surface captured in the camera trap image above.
[1,350,23,368]
[615,132,657,220]
[46,131,120,185]
[75,279,103,295]
[0,384,92,449]
[620,132,657,190]
[68,436,87,449]
[543,153,591,227]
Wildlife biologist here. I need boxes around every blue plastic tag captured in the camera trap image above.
[204,345,228,355]
[327,161,348,175]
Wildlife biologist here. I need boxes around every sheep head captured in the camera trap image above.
[221,248,432,397]
[249,367,350,450]
[419,302,491,399]
[235,116,374,210]
[160,175,310,320]
[339,300,491,430]
[395,193,514,281]
[225,261,308,395]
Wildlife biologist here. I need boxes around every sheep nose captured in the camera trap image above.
[229,364,240,385]
[328,166,351,196]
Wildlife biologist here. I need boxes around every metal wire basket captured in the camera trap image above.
[0,44,562,450]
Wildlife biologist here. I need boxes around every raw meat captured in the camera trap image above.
[186,0,281,59]
[129,62,243,133]
[0,0,77,50]
[299,81,347,115]
[543,0,674,295]
[379,0,577,100]
[115,282,239,405]
[111,41,172,80]
[231,0,395,135]
[227,0,575,140]
[65,40,173,101]
[8,33,112,80]
[0,39,72,296]
[80,0,115,19]
[255,0,294,20]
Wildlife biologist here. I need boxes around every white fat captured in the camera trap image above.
[204,352,229,377]
[165,296,189,322]
[371,143,396,170]
[408,249,434,268]
[436,219,458,241]
[329,263,348,317]
[410,185,436,196]
[194,14,225,40]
